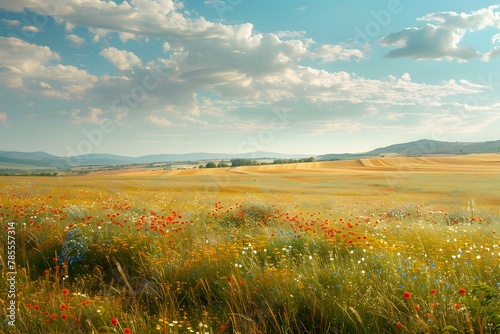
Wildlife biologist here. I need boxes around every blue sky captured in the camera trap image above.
[0,1,499,157]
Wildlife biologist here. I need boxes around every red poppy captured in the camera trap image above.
[111,317,119,326]
[61,314,67,320]
[414,305,420,311]
[124,329,131,334]
[27,303,32,309]
[60,304,66,311]
[34,305,40,310]
[51,314,57,320]
[459,288,466,295]
[430,289,436,295]
[396,322,402,327]
[432,302,438,308]
[403,291,411,299]
[455,303,461,309]
[62,288,69,296]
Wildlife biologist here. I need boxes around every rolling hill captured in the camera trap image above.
[317,139,500,161]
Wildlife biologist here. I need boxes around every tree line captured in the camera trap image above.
[200,157,316,168]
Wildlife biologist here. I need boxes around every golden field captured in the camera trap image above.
[0,154,499,333]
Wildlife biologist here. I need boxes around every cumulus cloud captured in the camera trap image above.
[380,5,500,61]
[482,46,500,62]
[1,0,498,137]
[22,26,40,33]
[100,47,142,70]
[309,44,364,63]
[482,33,500,61]
[0,37,97,97]
[418,5,500,31]
[379,25,478,61]
[65,22,75,32]
[89,28,110,43]
[66,34,85,46]
[1,19,21,26]
[400,73,411,82]
[118,32,136,43]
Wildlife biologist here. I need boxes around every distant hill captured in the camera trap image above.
[0,151,310,168]
[0,151,68,168]
[317,139,500,161]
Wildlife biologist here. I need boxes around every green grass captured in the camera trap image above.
[0,175,499,333]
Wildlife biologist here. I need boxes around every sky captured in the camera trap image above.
[0,0,499,157]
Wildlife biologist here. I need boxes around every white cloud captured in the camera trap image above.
[400,73,411,82]
[1,0,498,138]
[482,46,500,62]
[0,112,8,123]
[66,34,85,46]
[0,37,97,97]
[39,81,52,89]
[493,33,500,43]
[379,25,478,61]
[89,28,109,43]
[1,19,21,26]
[65,22,75,32]
[147,115,173,127]
[309,44,364,63]
[418,5,500,31]
[118,32,136,43]
[296,6,307,11]
[162,42,171,52]
[71,108,103,124]
[22,26,40,32]
[100,47,142,70]
[380,5,500,61]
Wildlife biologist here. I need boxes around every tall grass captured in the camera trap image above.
[0,182,499,333]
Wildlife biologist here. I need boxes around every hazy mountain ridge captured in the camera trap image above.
[317,139,500,161]
[1,139,498,168]
[0,151,310,168]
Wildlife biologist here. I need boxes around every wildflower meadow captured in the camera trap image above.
[1,167,499,333]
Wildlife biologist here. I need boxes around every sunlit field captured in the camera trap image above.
[1,156,499,333]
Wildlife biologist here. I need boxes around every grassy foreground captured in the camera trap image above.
[0,170,499,333]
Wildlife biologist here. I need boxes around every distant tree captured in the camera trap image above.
[218,162,230,167]
[230,158,256,167]
[199,165,205,169]
[205,162,217,168]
